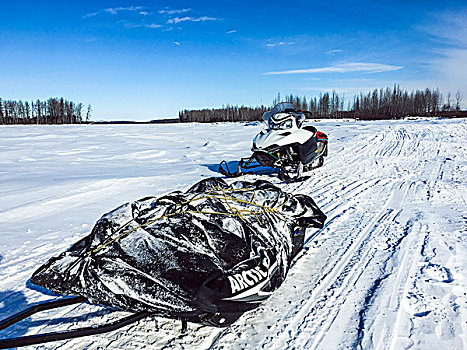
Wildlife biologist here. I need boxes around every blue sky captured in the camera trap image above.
[1,1,466,120]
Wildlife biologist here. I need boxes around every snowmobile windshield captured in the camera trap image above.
[269,116,293,130]
[273,102,296,113]
[263,102,297,122]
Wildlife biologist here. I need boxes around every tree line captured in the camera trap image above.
[179,105,270,123]
[0,98,92,125]
[2,86,463,125]
[347,86,462,119]
[179,85,464,123]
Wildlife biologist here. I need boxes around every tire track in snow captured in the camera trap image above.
[353,214,422,349]
[296,195,407,349]
[384,222,427,350]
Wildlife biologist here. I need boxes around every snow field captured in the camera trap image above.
[0,119,466,349]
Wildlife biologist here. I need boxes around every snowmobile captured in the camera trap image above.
[219,102,328,182]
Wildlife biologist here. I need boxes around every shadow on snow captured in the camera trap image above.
[201,160,278,177]
[0,290,29,339]
[0,277,121,341]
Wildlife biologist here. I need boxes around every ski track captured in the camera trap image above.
[0,119,466,349]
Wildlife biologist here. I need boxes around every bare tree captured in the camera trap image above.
[25,101,30,121]
[455,90,462,111]
[76,103,83,123]
[0,97,87,124]
[443,91,452,111]
[86,104,92,122]
[0,98,3,125]
[301,96,308,111]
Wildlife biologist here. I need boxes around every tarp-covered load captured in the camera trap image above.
[31,178,326,326]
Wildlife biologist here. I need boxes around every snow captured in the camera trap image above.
[0,119,466,349]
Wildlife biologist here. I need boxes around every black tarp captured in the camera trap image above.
[31,178,326,326]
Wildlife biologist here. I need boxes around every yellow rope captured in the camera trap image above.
[88,186,288,255]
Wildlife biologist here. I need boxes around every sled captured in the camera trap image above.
[0,178,326,348]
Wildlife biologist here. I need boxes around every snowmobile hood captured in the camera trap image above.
[253,127,315,150]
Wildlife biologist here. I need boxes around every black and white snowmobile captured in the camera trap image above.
[219,102,328,182]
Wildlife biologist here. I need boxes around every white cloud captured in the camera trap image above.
[265,41,295,48]
[159,8,191,15]
[82,11,99,19]
[104,6,143,15]
[144,23,162,29]
[83,6,221,34]
[85,6,145,18]
[124,23,162,29]
[423,10,467,107]
[167,16,217,24]
[326,49,342,55]
[424,10,467,48]
[264,63,403,75]
[300,86,381,95]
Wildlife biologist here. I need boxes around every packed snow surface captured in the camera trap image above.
[0,119,466,349]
